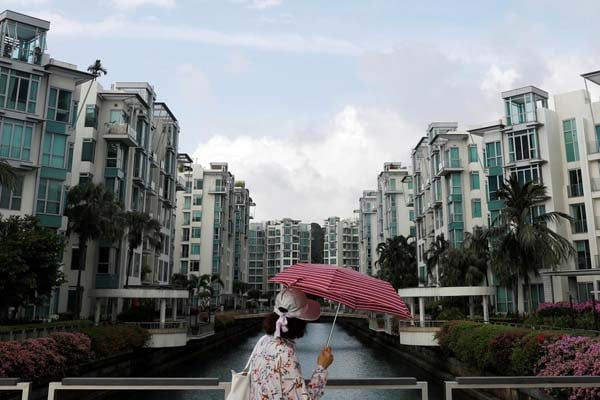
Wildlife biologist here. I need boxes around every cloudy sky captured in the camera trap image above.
[16,0,600,222]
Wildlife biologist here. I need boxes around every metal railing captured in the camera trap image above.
[47,377,429,400]
[445,376,600,400]
[123,321,187,330]
[0,379,29,400]
[398,320,447,328]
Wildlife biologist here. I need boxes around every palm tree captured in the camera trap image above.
[64,182,123,318]
[123,211,162,288]
[375,235,418,290]
[0,160,17,189]
[490,175,575,317]
[196,274,224,322]
[425,234,450,286]
[463,226,490,286]
[439,246,486,287]
[232,279,250,310]
[74,60,108,125]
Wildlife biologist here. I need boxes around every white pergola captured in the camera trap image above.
[398,286,496,325]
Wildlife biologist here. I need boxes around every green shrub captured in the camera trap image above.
[81,325,149,357]
[510,332,563,375]
[488,331,528,374]
[437,307,465,321]
[214,311,239,331]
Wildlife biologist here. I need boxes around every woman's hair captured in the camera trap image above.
[263,312,307,339]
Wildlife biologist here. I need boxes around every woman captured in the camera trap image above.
[247,287,334,400]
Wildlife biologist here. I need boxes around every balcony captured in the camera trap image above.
[571,219,588,234]
[406,194,414,206]
[104,123,138,146]
[95,274,119,289]
[438,158,462,176]
[587,140,600,155]
[566,183,584,198]
[209,185,226,194]
[1,12,48,66]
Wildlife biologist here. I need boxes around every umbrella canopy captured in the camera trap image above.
[269,263,412,319]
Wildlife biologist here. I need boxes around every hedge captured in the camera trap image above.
[214,311,240,331]
[80,325,149,357]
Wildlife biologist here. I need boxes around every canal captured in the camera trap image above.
[97,322,460,400]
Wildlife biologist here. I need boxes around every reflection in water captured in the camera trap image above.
[97,323,455,400]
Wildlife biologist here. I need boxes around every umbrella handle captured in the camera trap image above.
[326,303,341,348]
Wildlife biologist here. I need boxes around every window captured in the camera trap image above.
[488,175,502,201]
[180,261,188,274]
[37,179,62,215]
[192,227,201,238]
[181,244,189,258]
[446,147,460,168]
[470,172,480,190]
[183,212,190,225]
[193,195,202,206]
[485,142,502,167]
[510,165,540,186]
[190,261,200,272]
[191,244,200,255]
[468,145,478,163]
[496,286,513,313]
[0,177,23,210]
[523,283,545,314]
[570,203,587,234]
[105,143,125,169]
[449,173,461,195]
[505,93,538,125]
[192,210,202,222]
[1,69,40,112]
[84,105,98,128]
[0,118,33,161]
[109,110,126,124]
[409,210,415,221]
[563,119,579,162]
[185,181,192,193]
[577,282,594,302]
[46,88,72,123]
[182,228,190,242]
[575,240,591,270]
[81,139,96,162]
[70,248,81,270]
[42,133,67,168]
[97,247,110,274]
[568,169,584,198]
[194,179,203,190]
[472,199,482,218]
[508,129,538,162]
[183,196,191,209]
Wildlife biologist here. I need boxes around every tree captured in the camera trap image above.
[463,226,490,286]
[74,60,108,125]
[425,234,450,286]
[438,247,486,287]
[0,216,64,321]
[375,235,418,290]
[64,182,122,318]
[195,274,224,321]
[490,175,575,317]
[232,280,250,310]
[0,160,17,189]
[123,211,162,288]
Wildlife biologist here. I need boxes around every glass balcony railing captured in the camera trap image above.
[571,219,588,234]
[566,183,584,198]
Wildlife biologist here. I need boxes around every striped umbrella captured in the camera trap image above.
[269,263,412,345]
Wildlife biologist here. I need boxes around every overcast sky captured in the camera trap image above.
[16,0,600,222]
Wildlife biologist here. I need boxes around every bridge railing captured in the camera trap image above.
[0,378,30,400]
[445,376,600,400]
[47,377,429,400]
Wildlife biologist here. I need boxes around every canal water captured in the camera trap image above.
[97,322,458,400]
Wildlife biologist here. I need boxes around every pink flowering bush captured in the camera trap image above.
[48,333,92,373]
[537,335,600,399]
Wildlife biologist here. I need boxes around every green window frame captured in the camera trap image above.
[470,172,480,190]
[409,210,415,221]
[0,118,33,161]
[180,261,188,274]
[191,244,200,255]
[193,195,202,206]
[472,199,482,218]
[46,88,72,123]
[1,69,39,113]
[183,196,191,210]
[194,179,203,190]
[84,105,98,129]
[0,176,23,210]
[563,119,579,162]
[183,212,190,225]
[42,132,67,168]
[468,145,478,163]
[37,178,62,215]
[450,173,461,194]
[485,141,503,167]
[192,210,202,222]
[192,227,201,238]
[81,139,96,162]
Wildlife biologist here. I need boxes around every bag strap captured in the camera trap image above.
[242,341,259,373]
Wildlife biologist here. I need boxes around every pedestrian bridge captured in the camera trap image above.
[4,376,600,400]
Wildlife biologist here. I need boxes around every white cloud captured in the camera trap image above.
[248,0,282,9]
[176,63,211,104]
[108,0,175,11]
[29,11,359,55]
[480,65,519,95]
[1,0,47,6]
[192,107,417,222]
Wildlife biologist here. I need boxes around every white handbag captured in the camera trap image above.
[226,347,256,400]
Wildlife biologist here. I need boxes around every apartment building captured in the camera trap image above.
[323,216,359,270]
[61,79,180,318]
[174,162,252,305]
[357,191,378,275]
[248,222,266,291]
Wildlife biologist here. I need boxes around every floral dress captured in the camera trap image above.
[248,335,328,400]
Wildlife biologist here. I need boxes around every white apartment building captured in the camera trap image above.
[357,191,379,275]
[64,79,180,319]
[323,216,359,270]
[377,162,414,242]
[174,162,252,306]
[248,222,266,291]
[233,182,254,284]
[0,11,97,319]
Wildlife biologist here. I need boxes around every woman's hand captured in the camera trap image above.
[317,346,334,369]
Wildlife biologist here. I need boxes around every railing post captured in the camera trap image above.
[417,381,428,400]
[445,381,456,400]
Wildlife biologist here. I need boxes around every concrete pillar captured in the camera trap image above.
[418,297,425,327]
[469,297,475,320]
[172,299,177,321]
[160,299,166,328]
[482,296,489,323]
[410,300,416,325]
[111,300,119,323]
[94,299,101,326]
